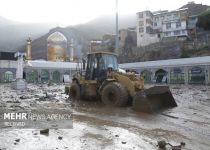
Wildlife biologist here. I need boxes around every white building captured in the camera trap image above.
[136,8,188,47]
[1,56,210,85]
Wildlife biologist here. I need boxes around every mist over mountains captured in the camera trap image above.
[14,14,136,59]
[0,16,59,52]
[0,16,22,27]
[0,14,135,59]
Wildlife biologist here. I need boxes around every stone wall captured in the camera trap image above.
[119,41,184,63]
[184,41,210,50]
[119,32,210,63]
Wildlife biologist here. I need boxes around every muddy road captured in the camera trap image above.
[0,83,210,150]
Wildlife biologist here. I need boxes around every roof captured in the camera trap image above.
[119,56,210,69]
[24,56,210,70]
[25,60,77,69]
[47,32,67,44]
[153,8,188,16]
[136,10,152,14]
[0,51,16,60]
[87,51,116,56]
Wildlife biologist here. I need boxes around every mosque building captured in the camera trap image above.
[0,31,77,83]
[0,31,210,84]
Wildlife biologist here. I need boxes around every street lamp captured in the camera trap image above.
[115,0,119,56]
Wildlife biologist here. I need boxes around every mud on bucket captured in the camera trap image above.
[132,86,177,113]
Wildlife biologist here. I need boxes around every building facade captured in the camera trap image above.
[102,34,115,53]
[119,56,210,85]
[99,30,137,54]
[1,56,210,85]
[90,39,103,52]
[118,29,137,54]
[0,60,77,83]
[0,31,76,83]
[187,15,198,35]
[136,8,188,46]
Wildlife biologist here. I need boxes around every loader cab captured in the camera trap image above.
[85,53,118,82]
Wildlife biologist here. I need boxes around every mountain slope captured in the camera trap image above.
[18,14,136,59]
[0,16,22,27]
[19,25,108,59]
[0,16,57,52]
[85,14,136,33]
[179,2,210,15]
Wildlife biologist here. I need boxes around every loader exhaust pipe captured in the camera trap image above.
[82,58,86,70]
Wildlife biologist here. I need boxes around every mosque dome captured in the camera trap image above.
[47,31,67,62]
[47,32,67,44]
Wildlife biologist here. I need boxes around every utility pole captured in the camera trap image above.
[115,0,119,56]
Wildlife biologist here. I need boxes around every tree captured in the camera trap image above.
[180,49,189,58]
[196,9,210,30]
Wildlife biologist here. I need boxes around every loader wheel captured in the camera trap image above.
[69,83,81,100]
[102,82,128,106]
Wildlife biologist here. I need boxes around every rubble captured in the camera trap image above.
[19,95,32,99]
[40,129,49,135]
[0,83,209,149]
[46,92,56,98]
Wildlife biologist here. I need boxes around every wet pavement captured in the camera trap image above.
[0,83,210,150]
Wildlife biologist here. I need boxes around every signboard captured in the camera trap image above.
[173,68,182,74]
[191,68,203,74]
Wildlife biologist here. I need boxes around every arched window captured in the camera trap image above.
[154,69,167,83]
[28,70,38,83]
[4,71,13,82]
[41,70,50,83]
[52,71,60,83]
[141,70,151,83]
[170,68,184,84]
[188,67,205,84]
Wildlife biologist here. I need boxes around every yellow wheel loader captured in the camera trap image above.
[68,52,177,113]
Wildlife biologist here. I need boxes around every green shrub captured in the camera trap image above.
[180,49,189,58]
[196,9,210,30]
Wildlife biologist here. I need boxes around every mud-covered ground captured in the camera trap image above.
[0,83,210,150]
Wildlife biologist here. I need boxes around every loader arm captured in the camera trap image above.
[109,72,145,96]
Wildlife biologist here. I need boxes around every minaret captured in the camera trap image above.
[26,36,31,60]
[70,39,74,62]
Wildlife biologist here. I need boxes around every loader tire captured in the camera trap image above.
[69,83,81,100]
[102,82,128,106]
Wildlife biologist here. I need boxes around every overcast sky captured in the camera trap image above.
[0,0,209,27]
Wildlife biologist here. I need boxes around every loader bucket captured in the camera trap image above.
[132,86,177,113]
